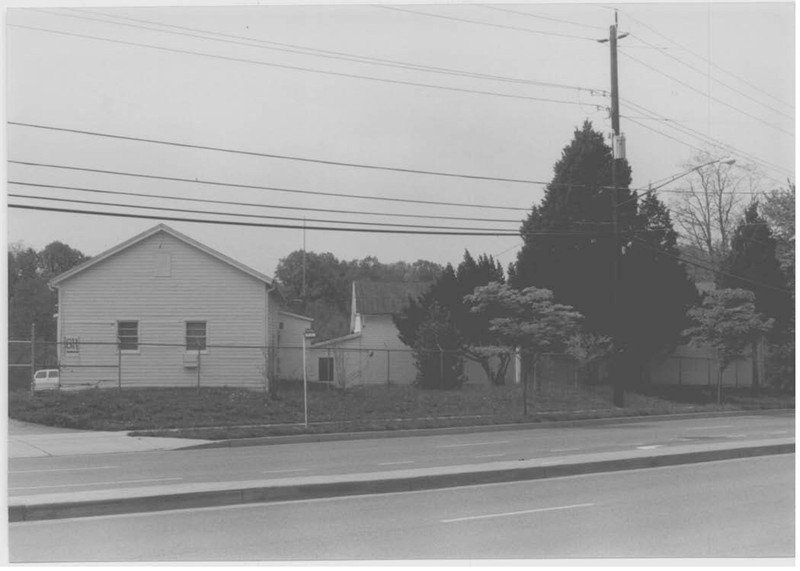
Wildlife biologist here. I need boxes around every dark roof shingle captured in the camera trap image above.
[354,281,432,315]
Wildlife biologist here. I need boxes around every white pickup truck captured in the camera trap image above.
[32,369,60,391]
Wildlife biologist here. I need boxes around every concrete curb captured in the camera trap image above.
[177,409,795,450]
[9,441,793,523]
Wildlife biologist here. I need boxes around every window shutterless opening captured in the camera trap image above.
[117,321,139,351]
[186,321,207,352]
[319,357,334,382]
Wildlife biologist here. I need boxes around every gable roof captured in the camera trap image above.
[354,281,433,315]
[50,224,277,288]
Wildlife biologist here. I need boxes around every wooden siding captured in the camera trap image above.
[275,312,314,381]
[58,231,270,389]
[308,315,516,387]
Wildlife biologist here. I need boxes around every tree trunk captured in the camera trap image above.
[522,357,530,416]
[751,340,759,394]
[717,363,724,405]
[612,353,625,408]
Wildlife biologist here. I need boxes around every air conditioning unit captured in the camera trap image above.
[183,353,198,369]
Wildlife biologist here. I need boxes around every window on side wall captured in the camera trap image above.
[319,357,334,382]
[117,321,139,352]
[186,321,207,352]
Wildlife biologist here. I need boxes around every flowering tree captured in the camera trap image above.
[684,289,773,403]
[465,283,582,414]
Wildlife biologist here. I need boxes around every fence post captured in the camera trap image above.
[117,337,122,390]
[678,357,682,386]
[386,350,391,386]
[196,346,201,390]
[30,323,36,387]
[439,347,444,389]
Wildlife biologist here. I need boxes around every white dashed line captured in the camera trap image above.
[378,461,415,466]
[442,503,594,523]
[10,465,119,474]
[262,469,310,474]
[437,441,511,448]
[11,477,182,490]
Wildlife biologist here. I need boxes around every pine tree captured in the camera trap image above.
[718,203,791,324]
[512,121,697,393]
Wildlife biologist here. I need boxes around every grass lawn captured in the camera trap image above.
[9,381,793,439]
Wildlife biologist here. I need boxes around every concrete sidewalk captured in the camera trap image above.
[8,420,212,458]
[9,437,793,523]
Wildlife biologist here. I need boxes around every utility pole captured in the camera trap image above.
[608,12,626,408]
[301,217,307,307]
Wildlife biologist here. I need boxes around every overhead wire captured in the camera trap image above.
[632,237,793,296]
[620,50,793,137]
[478,6,607,32]
[8,199,623,238]
[8,193,516,233]
[7,122,547,187]
[8,202,519,236]
[8,159,534,212]
[9,23,598,110]
[377,5,598,41]
[624,32,794,122]
[8,179,523,224]
[43,7,605,95]
[622,99,793,179]
[616,7,795,112]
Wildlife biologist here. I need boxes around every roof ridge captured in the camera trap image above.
[49,224,276,287]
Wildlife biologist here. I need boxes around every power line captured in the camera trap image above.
[8,179,522,224]
[632,237,792,295]
[8,192,515,232]
[377,5,597,41]
[479,6,607,32]
[47,7,605,95]
[8,202,519,236]
[9,199,621,239]
[9,23,597,109]
[625,32,794,122]
[8,121,548,187]
[621,51,794,137]
[616,7,795,112]
[7,159,532,212]
[622,99,794,179]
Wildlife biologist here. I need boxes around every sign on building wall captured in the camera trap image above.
[63,337,80,354]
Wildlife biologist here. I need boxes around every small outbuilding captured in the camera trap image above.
[50,224,310,390]
[308,280,517,387]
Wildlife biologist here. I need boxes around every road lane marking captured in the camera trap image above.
[10,466,119,474]
[261,469,310,474]
[549,448,582,453]
[473,453,506,459]
[636,445,662,450]
[437,440,511,448]
[684,425,734,430]
[767,430,791,435]
[10,477,182,490]
[378,461,415,466]
[442,503,594,523]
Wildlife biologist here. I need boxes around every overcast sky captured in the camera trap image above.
[4,1,795,278]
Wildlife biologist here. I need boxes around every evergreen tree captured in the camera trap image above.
[395,251,511,385]
[718,202,791,324]
[717,203,793,388]
[512,121,696,393]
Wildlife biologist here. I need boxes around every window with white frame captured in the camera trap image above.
[186,321,207,351]
[117,321,139,351]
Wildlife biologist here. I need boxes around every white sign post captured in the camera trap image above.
[302,328,316,428]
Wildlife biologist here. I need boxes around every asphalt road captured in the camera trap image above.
[8,412,794,497]
[10,454,794,562]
